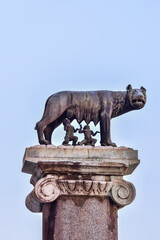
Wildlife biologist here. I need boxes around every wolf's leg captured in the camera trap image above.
[36,115,61,145]
[44,124,53,144]
[100,104,117,147]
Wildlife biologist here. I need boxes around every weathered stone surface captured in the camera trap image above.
[22,145,139,176]
[25,190,42,213]
[29,174,135,210]
[23,145,139,239]
[43,197,118,240]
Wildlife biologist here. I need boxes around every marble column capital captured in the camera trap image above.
[26,174,136,212]
[22,145,139,212]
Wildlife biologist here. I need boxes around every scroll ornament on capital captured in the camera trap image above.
[26,174,136,212]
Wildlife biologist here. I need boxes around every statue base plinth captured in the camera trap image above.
[22,145,139,240]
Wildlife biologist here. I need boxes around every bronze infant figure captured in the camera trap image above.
[78,125,100,147]
[62,118,80,146]
[35,84,146,147]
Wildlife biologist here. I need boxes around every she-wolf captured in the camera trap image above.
[35,84,146,147]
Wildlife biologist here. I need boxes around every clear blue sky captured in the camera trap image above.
[1,1,160,239]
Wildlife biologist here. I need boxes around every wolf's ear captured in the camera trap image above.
[126,84,132,92]
[140,86,146,93]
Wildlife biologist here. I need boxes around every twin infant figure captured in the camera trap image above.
[62,118,100,147]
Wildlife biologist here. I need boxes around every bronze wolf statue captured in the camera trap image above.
[35,84,146,146]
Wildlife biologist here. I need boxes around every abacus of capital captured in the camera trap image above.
[22,145,139,240]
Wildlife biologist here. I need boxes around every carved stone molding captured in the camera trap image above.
[26,174,136,212]
[58,179,113,196]
[110,180,136,207]
[25,190,42,213]
[35,175,60,203]
[22,145,139,176]
[23,146,139,212]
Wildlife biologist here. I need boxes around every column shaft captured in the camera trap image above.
[43,196,118,240]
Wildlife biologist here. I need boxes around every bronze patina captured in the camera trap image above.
[35,84,146,146]
[78,125,100,146]
[62,118,80,146]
